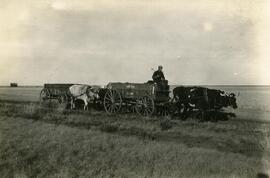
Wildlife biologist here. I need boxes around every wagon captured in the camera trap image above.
[101,82,170,116]
[39,83,75,103]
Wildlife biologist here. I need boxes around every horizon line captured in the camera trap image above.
[0,84,270,87]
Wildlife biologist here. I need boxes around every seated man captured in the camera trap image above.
[152,66,168,90]
[152,66,165,83]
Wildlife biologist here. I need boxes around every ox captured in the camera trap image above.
[69,84,99,110]
[172,86,237,120]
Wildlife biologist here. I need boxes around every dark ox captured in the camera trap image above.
[172,86,237,113]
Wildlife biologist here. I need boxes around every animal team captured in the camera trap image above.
[68,66,237,116]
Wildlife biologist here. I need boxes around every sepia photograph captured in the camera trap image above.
[0,0,270,177]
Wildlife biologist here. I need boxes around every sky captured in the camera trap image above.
[0,0,269,85]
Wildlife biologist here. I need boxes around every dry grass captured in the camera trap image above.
[0,101,269,178]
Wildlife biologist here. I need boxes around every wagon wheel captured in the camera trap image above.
[103,89,122,114]
[135,96,155,116]
[40,89,50,103]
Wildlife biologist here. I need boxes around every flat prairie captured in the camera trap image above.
[0,86,270,178]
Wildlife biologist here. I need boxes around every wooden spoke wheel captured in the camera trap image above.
[103,89,122,114]
[135,96,155,116]
[40,89,50,103]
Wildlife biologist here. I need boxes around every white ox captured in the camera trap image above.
[69,84,99,110]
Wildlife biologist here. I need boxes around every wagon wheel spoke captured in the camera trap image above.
[143,110,147,116]
[136,96,154,116]
[104,97,111,103]
[104,100,113,107]
[111,105,115,113]
[104,101,111,108]
[103,89,122,114]
[108,90,113,98]
[104,95,113,102]
[147,107,153,113]
[112,105,118,113]
[145,108,152,114]
[108,105,114,113]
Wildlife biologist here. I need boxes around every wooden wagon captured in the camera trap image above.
[39,83,75,103]
[101,82,170,116]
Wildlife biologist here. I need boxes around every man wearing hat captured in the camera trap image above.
[152,66,165,83]
[152,66,167,90]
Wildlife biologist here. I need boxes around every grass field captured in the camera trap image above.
[0,100,270,178]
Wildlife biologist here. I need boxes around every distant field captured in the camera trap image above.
[0,101,269,178]
[0,86,42,102]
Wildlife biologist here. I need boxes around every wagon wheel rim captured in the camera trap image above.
[135,96,155,116]
[103,89,122,114]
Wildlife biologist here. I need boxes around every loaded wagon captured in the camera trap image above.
[39,83,75,103]
[100,82,171,116]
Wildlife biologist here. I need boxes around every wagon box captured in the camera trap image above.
[44,83,75,89]
[40,83,77,103]
[103,82,171,116]
[107,82,155,99]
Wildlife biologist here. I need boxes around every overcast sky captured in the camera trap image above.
[0,0,269,85]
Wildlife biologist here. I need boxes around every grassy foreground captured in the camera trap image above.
[0,101,269,178]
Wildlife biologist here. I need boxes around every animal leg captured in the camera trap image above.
[70,98,74,109]
[198,109,205,122]
[84,100,88,111]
